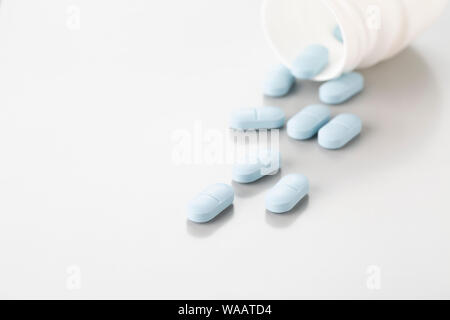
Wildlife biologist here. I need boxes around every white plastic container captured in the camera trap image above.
[262,0,448,81]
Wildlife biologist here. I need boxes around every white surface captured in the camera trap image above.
[0,0,450,299]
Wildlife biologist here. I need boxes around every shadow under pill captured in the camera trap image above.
[232,171,282,198]
[319,129,365,152]
[265,195,309,228]
[277,47,443,190]
[354,47,443,169]
[264,80,322,119]
[186,205,234,238]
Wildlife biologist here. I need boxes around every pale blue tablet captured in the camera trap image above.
[319,72,364,105]
[187,183,234,223]
[230,106,285,130]
[318,113,362,149]
[232,150,281,184]
[265,174,309,214]
[287,104,331,140]
[291,44,329,79]
[263,64,295,97]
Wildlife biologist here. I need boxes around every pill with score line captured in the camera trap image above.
[230,106,285,130]
[232,150,281,184]
[265,174,309,214]
[287,104,331,140]
[187,183,234,223]
[291,44,329,80]
[318,113,362,149]
[319,72,364,105]
[263,64,295,97]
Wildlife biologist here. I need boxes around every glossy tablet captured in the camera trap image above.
[291,44,329,79]
[265,174,309,213]
[287,104,331,140]
[263,64,295,97]
[232,150,281,183]
[187,183,234,223]
[318,113,362,149]
[319,72,364,105]
[230,106,285,130]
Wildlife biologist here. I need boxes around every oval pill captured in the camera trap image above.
[232,150,281,184]
[187,183,234,223]
[319,72,364,105]
[318,113,362,149]
[291,44,329,80]
[263,64,295,97]
[230,106,285,130]
[265,174,309,214]
[287,104,331,140]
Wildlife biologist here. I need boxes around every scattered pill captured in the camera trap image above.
[318,113,362,149]
[263,64,295,97]
[319,72,364,105]
[232,150,281,184]
[265,174,309,213]
[287,104,331,140]
[187,183,234,223]
[230,106,285,130]
[291,44,329,79]
[333,25,343,43]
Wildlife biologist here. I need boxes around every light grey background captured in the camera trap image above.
[0,0,449,299]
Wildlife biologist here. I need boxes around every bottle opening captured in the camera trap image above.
[262,0,347,81]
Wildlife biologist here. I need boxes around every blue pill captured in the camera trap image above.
[287,104,331,140]
[318,113,362,149]
[187,183,234,223]
[230,106,285,130]
[263,64,295,97]
[319,72,364,105]
[333,25,343,43]
[232,150,281,184]
[265,174,309,213]
[291,44,329,79]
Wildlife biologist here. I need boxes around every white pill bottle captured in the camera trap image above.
[262,0,449,81]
